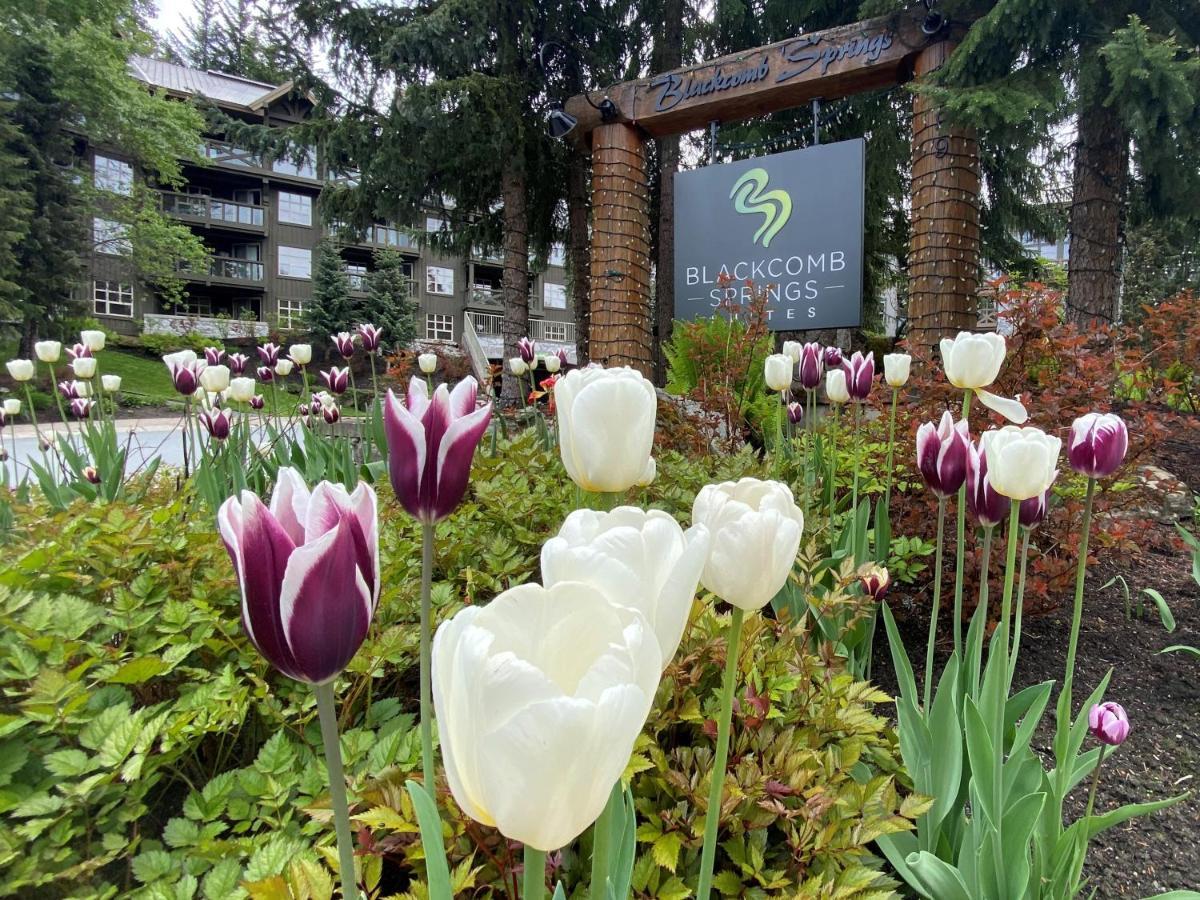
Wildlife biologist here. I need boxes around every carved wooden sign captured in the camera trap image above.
[566,11,935,138]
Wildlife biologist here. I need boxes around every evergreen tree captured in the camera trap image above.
[0,0,210,351]
[167,0,307,84]
[305,239,354,337]
[360,249,417,353]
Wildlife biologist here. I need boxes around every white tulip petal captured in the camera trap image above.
[975,389,1028,424]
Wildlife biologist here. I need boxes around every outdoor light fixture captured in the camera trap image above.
[538,41,621,140]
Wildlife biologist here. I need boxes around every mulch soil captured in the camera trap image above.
[873,432,1200,899]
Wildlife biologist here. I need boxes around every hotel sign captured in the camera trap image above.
[673,139,865,331]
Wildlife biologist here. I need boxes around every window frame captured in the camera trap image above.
[277,191,314,227]
[277,245,313,280]
[543,282,567,310]
[425,264,455,296]
[277,297,306,330]
[92,280,134,318]
[93,217,131,256]
[425,313,454,341]
[94,154,133,195]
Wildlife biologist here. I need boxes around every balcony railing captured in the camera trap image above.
[348,273,368,292]
[199,140,264,169]
[162,192,265,228]
[468,287,503,311]
[469,311,502,336]
[201,256,264,282]
[467,311,575,345]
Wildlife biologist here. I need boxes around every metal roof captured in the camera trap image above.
[128,55,286,110]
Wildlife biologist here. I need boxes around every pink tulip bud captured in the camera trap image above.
[798,342,823,390]
[66,343,92,361]
[384,376,493,524]
[204,346,225,366]
[916,411,970,498]
[218,469,379,684]
[518,336,537,365]
[321,366,350,395]
[250,394,265,410]
[1088,701,1130,746]
[228,353,249,375]
[786,401,804,425]
[844,351,875,402]
[332,332,356,360]
[323,403,340,425]
[257,342,281,366]
[200,408,233,440]
[823,346,843,368]
[257,366,274,383]
[1068,413,1128,479]
[967,441,1011,528]
[1019,487,1051,528]
[358,323,383,353]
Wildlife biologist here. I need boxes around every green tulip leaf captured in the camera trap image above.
[1141,588,1175,632]
[1159,644,1200,659]
[405,780,452,900]
[904,850,972,900]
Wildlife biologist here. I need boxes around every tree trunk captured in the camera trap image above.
[566,147,591,366]
[500,154,530,403]
[653,0,683,385]
[1067,63,1128,327]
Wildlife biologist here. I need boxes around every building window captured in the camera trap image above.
[278,297,306,330]
[346,264,368,292]
[425,216,448,234]
[182,298,213,316]
[425,313,454,341]
[278,246,312,279]
[542,321,569,342]
[93,217,130,255]
[94,155,133,195]
[544,282,567,310]
[425,265,454,296]
[549,243,566,267]
[93,280,134,317]
[277,191,313,226]
[271,149,317,178]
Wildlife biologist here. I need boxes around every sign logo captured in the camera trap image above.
[730,168,792,248]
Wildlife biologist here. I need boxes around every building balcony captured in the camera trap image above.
[162,191,265,232]
[465,311,576,363]
[180,255,265,287]
[467,286,503,312]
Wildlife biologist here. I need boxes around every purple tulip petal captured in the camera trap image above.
[279,518,372,683]
[219,492,304,680]
[418,386,453,517]
[384,389,427,520]
[430,401,493,521]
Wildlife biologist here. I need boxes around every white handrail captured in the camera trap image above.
[461,312,493,385]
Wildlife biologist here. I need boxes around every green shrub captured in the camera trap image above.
[138,331,221,358]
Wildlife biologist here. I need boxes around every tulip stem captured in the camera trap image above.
[313,680,359,900]
[850,403,861,563]
[589,783,618,899]
[977,525,994,624]
[522,845,545,900]
[884,387,898,510]
[923,497,947,711]
[1008,527,1032,689]
[420,521,436,798]
[697,606,745,900]
[952,389,972,657]
[1062,477,1095,727]
[1071,744,1108,894]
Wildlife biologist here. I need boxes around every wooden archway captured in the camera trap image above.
[566,10,980,374]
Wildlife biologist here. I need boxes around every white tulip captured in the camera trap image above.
[542,507,711,665]
[939,331,1027,423]
[691,478,804,611]
[34,341,61,363]
[229,376,256,403]
[418,352,437,374]
[544,354,561,374]
[781,340,803,363]
[825,368,850,404]
[6,359,34,382]
[980,426,1062,501]
[432,581,661,851]
[509,356,528,376]
[554,366,657,493]
[101,374,122,392]
[71,357,97,379]
[3,398,20,416]
[80,330,106,352]
[764,353,793,392]
[199,364,230,393]
[274,358,294,377]
[73,380,92,398]
[162,349,197,369]
[883,353,911,388]
[288,344,312,366]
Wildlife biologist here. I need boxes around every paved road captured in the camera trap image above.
[1,416,191,483]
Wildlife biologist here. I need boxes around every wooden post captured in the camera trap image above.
[907,40,981,350]
[589,123,653,375]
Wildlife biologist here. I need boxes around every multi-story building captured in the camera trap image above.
[83,55,577,365]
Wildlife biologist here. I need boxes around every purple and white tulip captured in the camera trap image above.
[204,346,225,366]
[358,323,383,353]
[1068,412,1128,479]
[200,408,233,440]
[1019,489,1050,529]
[322,403,341,425]
[823,346,843,368]
[383,376,493,524]
[228,353,249,375]
[1088,701,1130,746]
[321,367,350,395]
[258,343,282,367]
[332,332,356,360]
[250,394,265,410]
[217,469,379,684]
[786,402,804,425]
[967,441,1010,528]
[69,398,94,420]
[798,342,823,390]
[518,336,536,366]
[167,359,205,396]
[257,366,274,383]
[843,351,875,402]
[66,343,92,361]
[916,411,970,499]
